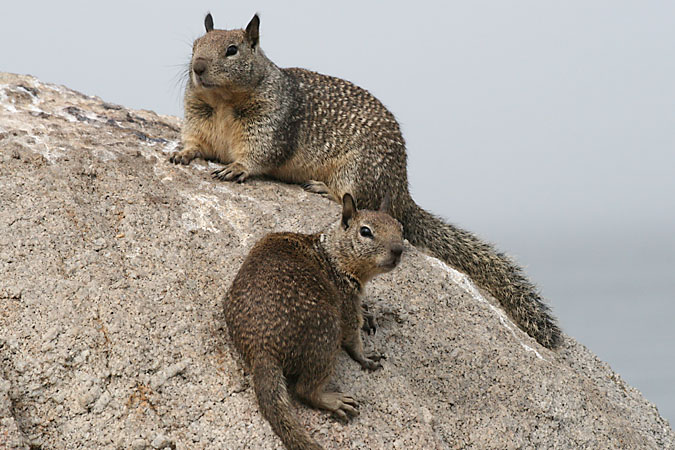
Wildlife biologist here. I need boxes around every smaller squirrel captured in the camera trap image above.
[224,194,403,450]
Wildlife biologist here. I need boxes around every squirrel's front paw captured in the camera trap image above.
[359,354,384,372]
[212,162,250,183]
[169,146,197,165]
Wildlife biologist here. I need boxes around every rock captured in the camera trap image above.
[0,376,28,449]
[0,72,673,449]
[130,438,148,450]
[150,359,190,391]
[91,390,112,414]
[78,383,102,410]
[150,433,173,449]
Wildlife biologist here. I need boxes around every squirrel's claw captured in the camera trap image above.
[359,358,383,371]
[169,150,193,165]
[212,162,250,183]
[302,180,337,200]
[357,352,385,371]
[326,393,359,422]
[366,352,386,362]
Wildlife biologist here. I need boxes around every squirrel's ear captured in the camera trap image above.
[204,13,214,32]
[379,193,391,214]
[245,14,260,48]
[341,193,357,230]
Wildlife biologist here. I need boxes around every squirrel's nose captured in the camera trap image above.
[391,244,403,258]
[193,59,207,76]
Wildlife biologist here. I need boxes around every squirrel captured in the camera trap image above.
[223,193,404,450]
[171,13,562,349]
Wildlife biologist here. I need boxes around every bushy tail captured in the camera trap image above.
[399,201,562,349]
[252,357,323,450]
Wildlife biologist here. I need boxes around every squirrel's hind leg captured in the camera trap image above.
[302,180,340,202]
[294,372,359,421]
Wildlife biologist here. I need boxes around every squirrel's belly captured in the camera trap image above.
[196,107,247,163]
[271,151,334,184]
[272,152,356,201]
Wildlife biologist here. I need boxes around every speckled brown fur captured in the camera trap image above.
[174,14,562,349]
[224,194,404,450]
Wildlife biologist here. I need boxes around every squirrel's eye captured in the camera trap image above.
[225,45,238,56]
[359,226,373,238]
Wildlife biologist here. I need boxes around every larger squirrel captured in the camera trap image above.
[224,194,404,450]
[171,13,562,349]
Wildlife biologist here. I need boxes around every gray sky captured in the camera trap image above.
[2,1,674,422]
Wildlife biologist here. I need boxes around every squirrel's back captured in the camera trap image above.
[284,68,405,150]
[268,68,409,196]
[225,232,342,371]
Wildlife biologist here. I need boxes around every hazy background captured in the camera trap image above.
[2,1,673,423]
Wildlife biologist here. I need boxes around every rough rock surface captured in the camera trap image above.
[0,72,673,449]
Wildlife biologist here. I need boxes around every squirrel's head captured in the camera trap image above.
[189,13,266,92]
[325,194,404,284]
